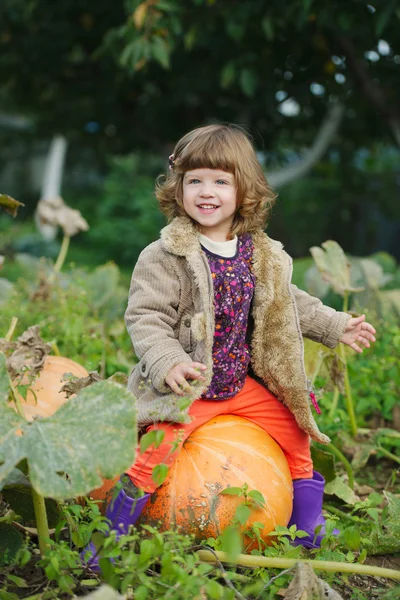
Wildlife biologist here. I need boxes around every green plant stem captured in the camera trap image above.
[4,316,25,417]
[326,442,354,489]
[340,290,358,437]
[377,445,400,465]
[328,387,340,419]
[32,487,50,556]
[341,348,358,437]
[51,341,61,356]
[197,550,400,581]
[342,291,349,313]
[8,378,25,418]
[5,316,18,342]
[53,234,70,273]
[323,504,360,523]
[311,351,324,387]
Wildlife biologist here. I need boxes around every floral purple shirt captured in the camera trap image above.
[201,234,255,400]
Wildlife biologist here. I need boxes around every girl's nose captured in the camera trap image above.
[199,184,215,197]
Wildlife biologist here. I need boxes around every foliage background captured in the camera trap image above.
[0,0,400,267]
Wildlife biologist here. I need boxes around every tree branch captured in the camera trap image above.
[267,103,345,189]
[336,33,400,147]
[35,135,68,240]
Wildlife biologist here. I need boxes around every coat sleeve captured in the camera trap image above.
[290,284,350,348]
[124,244,192,392]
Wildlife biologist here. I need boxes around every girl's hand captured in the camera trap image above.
[340,314,376,353]
[165,362,207,396]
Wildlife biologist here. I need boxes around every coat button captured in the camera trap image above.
[184,318,191,327]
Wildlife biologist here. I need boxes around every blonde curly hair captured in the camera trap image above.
[155,124,276,236]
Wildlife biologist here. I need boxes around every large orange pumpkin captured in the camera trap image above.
[139,415,293,548]
[10,355,88,421]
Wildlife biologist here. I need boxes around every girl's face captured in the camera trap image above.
[182,168,237,241]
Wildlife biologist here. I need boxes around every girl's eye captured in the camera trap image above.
[216,180,227,185]
[188,179,200,184]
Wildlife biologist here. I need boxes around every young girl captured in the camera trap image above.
[84,124,376,566]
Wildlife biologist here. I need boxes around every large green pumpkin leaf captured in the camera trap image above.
[0,353,26,484]
[0,379,137,500]
[309,241,364,296]
[0,351,11,403]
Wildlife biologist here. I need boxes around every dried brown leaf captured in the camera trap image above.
[5,325,52,379]
[60,371,104,398]
[0,193,25,217]
[284,563,343,599]
[36,196,89,237]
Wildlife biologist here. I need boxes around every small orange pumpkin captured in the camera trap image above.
[10,355,88,421]
[139,415,293,548]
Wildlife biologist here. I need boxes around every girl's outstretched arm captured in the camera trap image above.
[290,284,351,349]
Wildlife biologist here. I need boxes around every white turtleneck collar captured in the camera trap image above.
[198,233,238,258]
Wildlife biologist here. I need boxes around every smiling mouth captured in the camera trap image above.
[197,204,219,211]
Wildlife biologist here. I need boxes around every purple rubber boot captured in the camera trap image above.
[81,487,150,571]
[288,471,339,549]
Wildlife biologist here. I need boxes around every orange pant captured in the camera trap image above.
[127,376,313,493]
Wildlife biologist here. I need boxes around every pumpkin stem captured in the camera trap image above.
[32,486,51,556]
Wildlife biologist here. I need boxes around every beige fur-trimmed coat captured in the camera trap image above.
[125,217,350,444]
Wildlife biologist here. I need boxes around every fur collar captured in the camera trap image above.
[160,217,284,282]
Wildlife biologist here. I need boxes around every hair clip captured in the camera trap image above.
[168,154,175,171]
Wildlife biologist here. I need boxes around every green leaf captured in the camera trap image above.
[0,525,23,566]
[220,486,243,496]
[152,463,168,486]
[219,525,242,560]
[0,194,25,217]
[324,476,359,505]
[310,445,336,483]
[226,21,245,42]
[248,490,265,507]
[342,526,361,551]
[0,380,137,500]
[261,16,274,40]
[184,27,197,50]
[86,264,120,310]
[304,264,330,299]
[6,575,28,588]
[220,62,236,89]
[234,503,251,525]
[239,68,257,98]
[368,491,400,555]
[151,36,170,69]
[309,240,364,296]
[205,579,224,599]
[1,485,60,528]
[140,428,165,454]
